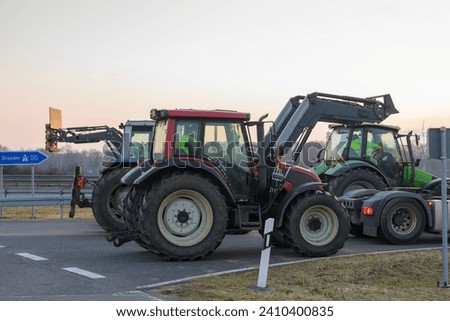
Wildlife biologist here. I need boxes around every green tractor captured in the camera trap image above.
[309,123,436,196]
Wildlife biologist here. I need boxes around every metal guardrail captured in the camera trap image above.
[0,174,96,219]
[0,189,93,207]
[1,175,98,188]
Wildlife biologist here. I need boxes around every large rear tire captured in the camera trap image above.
[138,172,228,260]
[283,192,349,257]
[92,167,132,232]
[328,168,387,197]
[379,198,426,244]
[122,185,155,251]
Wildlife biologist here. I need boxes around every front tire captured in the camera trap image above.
[138,172,228,260]
[92,167,132,232]
[379,199,426,244]
[328,168,387,196]
[283,192,349,257]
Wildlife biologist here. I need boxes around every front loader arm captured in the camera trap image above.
[45,107,123,156]
[263,92,398,163]
[45,124,123,154]
[49,125,122,145]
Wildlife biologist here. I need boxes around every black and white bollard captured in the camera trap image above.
[255,218,274,290]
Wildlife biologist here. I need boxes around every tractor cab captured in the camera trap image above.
[99,120,154,171]
[149,109,254,200]
[313,123,435,190]
[120,120,154,165]
[313,124,403,186]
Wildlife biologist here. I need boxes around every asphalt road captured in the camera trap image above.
[0,220,446,301]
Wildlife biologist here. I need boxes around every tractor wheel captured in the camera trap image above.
[258,225,290,248]
[123,184,142,228]
[379,198,426,245]
[122,185,155,251]
[138,172,228,260]
[270,228,291,248]
[328,168,386,197]
[92,167,132,232]
[283,192,349,257]
[258,203,291,248]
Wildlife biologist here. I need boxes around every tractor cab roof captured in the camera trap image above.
[122,120,155,127]
[150,108,251,121]
[328,122,401,132]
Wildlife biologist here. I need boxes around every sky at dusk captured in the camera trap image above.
[1,0,450,151]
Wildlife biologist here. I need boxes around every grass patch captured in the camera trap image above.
[0,206,93,220]
[148,250,450,301]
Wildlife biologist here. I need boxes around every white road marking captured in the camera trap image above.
[15,252,48,261]
[0,245,5,248]
[62,267,106,279]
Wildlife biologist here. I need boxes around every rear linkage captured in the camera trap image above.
[106,229,140,247]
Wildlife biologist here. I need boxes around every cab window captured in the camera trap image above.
[174,121,200,156]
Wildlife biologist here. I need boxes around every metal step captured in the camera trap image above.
[237,204,261,229]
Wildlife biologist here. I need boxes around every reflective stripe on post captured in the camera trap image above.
[256,218,274,289]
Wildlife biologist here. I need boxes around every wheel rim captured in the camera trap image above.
[157,190,213,247]
[344,181,376,193]
[299,205,339,246]
[108,185,131,222]
[389,206,417,235]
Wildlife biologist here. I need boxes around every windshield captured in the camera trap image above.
[130,126,153,162]
[366,128,402,164]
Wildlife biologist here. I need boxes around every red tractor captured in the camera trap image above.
[110,93,396,260]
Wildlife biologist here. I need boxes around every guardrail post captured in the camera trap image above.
[60,189,64,219]
[31,165,36,219]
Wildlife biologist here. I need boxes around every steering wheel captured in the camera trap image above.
[203,142,224,158]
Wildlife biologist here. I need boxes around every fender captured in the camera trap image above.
[275,182,327,228]
[324,160,389,183]
[422,178,450,195]
[120,160,153,185]
[99,161,135,174]
[132,158,236,205]
[360,190,433,237]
